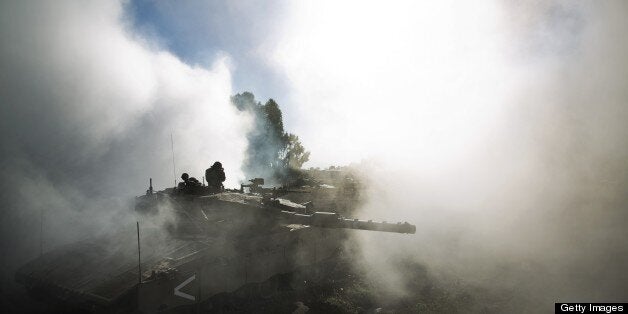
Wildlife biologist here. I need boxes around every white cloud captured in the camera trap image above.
[270,0,512,169]
[267,0,628,304]
[0,0,249,265]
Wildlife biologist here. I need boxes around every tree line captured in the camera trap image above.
[231,92,310,183]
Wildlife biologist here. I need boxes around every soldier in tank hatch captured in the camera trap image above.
[179,173,201,192]
[205,161,226,190]
[177,173,188,190]
[185,173,201,186]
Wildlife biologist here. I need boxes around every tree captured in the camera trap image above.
[230,91,258,111]
[263,99,284,140]
[231,92,310,182]
[262,99,286,170]
[281,133,310,169]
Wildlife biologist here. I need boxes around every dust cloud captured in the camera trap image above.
[271,0,628,310]
[0,0,249,291]
[1,0,627,311]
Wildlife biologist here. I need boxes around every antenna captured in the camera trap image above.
[40,209,43,257]
[137,221,142,284]
[171,133,177,187]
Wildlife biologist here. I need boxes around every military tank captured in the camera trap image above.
[16,177,415,313]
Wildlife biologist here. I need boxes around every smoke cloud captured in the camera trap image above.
[1,0,627,311]
[270,0,628,309]
[0,0,249,287]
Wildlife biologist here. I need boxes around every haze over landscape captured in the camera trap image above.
[1,1,627,312]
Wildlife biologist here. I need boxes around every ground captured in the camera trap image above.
[196,256,520,314]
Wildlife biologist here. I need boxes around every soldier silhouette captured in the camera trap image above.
[205,161,226,191]
[179,173,200,193]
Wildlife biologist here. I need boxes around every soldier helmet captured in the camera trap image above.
[181,173,189,180]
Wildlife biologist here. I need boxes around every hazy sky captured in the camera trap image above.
[121,0,591,167]
[126,0,289,105]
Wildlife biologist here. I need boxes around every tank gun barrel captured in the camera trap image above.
[280,211,416,234]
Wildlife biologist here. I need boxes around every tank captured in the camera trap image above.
[15,178,415,313]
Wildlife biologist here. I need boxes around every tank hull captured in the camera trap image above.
[137,226,343,313]
[16,226,345,313]
[16,189,413,312]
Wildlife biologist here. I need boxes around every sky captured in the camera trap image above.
[1,0,627,309]
[125,0,289,106]
[121,0,591,168]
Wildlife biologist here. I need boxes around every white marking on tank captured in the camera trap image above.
[174,275,196,301]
